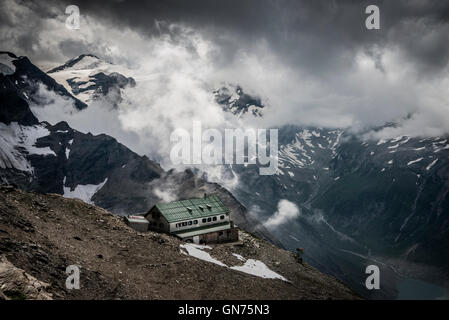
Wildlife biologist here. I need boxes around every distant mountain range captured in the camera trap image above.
[232,123,449,298]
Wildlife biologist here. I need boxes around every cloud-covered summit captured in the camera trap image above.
[2,0,449,138]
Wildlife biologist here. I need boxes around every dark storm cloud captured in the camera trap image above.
[2,0,449,76]
[3,0,449,151]
[39,0,449,77]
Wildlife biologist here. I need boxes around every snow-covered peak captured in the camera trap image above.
[65,54,102,70]
[0,122,56,174]
[47,54,135,104]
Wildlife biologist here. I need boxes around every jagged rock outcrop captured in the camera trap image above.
[213,84,264,117]
[0,51,86,110]
[0,255,53,300]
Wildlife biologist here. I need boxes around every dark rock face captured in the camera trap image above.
[66,71,136,106]
[47,54,100,74]
[213,85,264,117]
[7,55,87,110]
[83,72,136,96]
[315,132,449,267]
[0,74,38,125]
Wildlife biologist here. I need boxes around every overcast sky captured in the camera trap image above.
[2,0,449,139]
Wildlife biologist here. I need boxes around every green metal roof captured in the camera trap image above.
[155,196,229,223]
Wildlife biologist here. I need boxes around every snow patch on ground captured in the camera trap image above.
[434,144,449,153]
[407,158,423,166]
[63,177,108,204]
[426,158,438,171]
[230,259,288,281]
[17,124,55,156]
[298,129,314,148]
[0,122,55,173]
[0,124,32,172]
[179,244,226,267]
[289,234,300,242]
[180,244,288,281]
[0,53,16,75]
[232,253,246,262]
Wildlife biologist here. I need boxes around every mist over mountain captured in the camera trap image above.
[3,1,449,138]
[0,53,277,247]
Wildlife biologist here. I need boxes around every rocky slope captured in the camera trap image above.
[0,186,358,300]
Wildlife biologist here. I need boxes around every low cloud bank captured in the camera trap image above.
[264,199,300,229]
